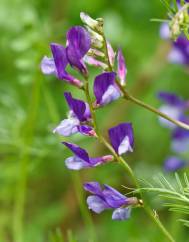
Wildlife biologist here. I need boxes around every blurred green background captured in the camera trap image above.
[1,0,189,241]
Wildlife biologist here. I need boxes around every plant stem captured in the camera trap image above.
[117,82,189,130]
[102,32,189,130]
[83,75,175,242]
[86,33,176,242]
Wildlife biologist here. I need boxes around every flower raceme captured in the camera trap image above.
[84,182,140,221]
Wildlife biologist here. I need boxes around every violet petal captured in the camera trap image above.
[84,182,102,195]
[62,142,89,162]
[103,185,128,208]
[66,26,91,73]
[64,92,91,122]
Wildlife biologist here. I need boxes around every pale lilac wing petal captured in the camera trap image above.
[103,185,127,208]
[164,156,186,172]
[62,142,89,162]
[86,195,108,213]
[112,207,131,221]
[108,123,134,155]
[160,23,170,39]
[41,56,56,75]
[65,156,88,170]
[53,118,79,136]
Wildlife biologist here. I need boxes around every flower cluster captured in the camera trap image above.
[41,12,139,221]
[158,92,189,171]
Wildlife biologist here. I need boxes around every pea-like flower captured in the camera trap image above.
[117,48,127,86]
[160,23,189,65]
[41,26,91,87]
[164,156,187,172]
[62,142,114,170]
[158,92,186,129]
[93,72,121,107]
[84,181,140,220]
[171,117,189,153]
[108,123,134,155]
[53,92,95,137]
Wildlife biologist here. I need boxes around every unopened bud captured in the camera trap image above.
[80,12,104,33]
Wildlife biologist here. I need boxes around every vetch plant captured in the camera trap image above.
[40,11,189,241]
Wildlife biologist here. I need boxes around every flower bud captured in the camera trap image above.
[80,12,104,33]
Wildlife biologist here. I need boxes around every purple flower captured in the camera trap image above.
[171,119,189,153]
[93,72,121,107]
[159,23,189,65]
[62,142,113,170]
[53,92,94,137]
[117,49,127,86]
[177,0,189,3]
[158,92,185,129]
[41,26,91,86]
[108,123,134,155]
[66,26,91,74]
[169,37,189,65]
[164,156,187,172]
[64,92,91,122]
[84,181,135,220]
[107,42,116,67]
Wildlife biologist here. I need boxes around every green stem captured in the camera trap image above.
[83,76,175,242]
[97,34,178,242]
[13,74,42,242]
[102,31,189,130]
[117,83,189,131]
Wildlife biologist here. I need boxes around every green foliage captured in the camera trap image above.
[138,173,189,227]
